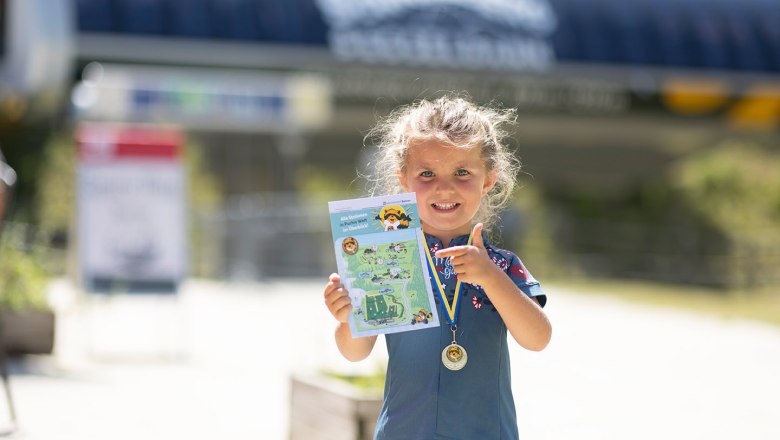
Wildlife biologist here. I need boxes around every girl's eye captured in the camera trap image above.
[455,169,470,176]
[420,170,434,178]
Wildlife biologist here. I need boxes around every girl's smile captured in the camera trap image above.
[431,202,458,211]
[397,139,496,245]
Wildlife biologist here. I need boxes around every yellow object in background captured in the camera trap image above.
[661,79,729,116]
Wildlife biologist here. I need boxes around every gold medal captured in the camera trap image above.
[442,326,468,370]
[423,231,474,371]
[442,344,467,370]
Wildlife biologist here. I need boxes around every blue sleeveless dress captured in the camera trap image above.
[374,232,546,440]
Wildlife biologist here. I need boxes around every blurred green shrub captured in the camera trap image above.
[36,133,74,238]
[185,141,223,278]
[296,163,361,270]
[671,140,780,287]
[521,139,780,288]
[0,227,51,311]
[672,140,780,242]
[296,163,360,204]
[322,367,386,395]
[502,181,560,279]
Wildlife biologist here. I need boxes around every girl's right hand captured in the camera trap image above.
[324,273,352,323]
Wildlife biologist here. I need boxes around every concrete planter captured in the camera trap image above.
[0,309,55,355]
[289,374,382,440]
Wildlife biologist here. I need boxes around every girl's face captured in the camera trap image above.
[397,139,496,245]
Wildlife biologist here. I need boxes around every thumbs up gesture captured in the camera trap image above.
[434,223,500,286]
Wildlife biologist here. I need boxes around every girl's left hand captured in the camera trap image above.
[434,223,501,286]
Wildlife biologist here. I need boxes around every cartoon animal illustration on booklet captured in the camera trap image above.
[342,237,359,255]
[376,205,413,231]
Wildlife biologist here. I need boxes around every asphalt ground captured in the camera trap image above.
[2,279,779,439]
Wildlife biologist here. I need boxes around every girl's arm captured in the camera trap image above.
[473,266,551,351]
[435,224,552,351]
[324,273,378,361]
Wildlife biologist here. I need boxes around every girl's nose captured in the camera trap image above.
[434,177,455,194]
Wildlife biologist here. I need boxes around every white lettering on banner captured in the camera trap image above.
[317,0,557,33]
[317,0,558,72]
[332,32,554,71]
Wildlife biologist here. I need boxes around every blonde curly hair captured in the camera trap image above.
[364,95,520,233]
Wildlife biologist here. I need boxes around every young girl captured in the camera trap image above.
[323,95,551,440]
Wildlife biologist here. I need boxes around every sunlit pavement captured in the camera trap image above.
[3,279,780,439]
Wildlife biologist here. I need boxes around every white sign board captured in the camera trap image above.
[71,64,332,133]
[77,123,187,292]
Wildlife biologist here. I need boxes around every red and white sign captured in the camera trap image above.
[76,123,187,292]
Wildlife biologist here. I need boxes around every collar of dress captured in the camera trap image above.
[423,230,492,249]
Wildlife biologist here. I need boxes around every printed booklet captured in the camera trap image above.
[328,192,440,337]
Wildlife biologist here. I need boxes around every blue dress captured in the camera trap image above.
[374,232,547,440]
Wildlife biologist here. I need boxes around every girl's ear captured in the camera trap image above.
[482,169,498,195]
[396,169,408,191]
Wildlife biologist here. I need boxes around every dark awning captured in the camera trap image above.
[76,0,780,74]
[550,0,780,72]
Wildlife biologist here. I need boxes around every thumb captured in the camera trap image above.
[471,223,485,248]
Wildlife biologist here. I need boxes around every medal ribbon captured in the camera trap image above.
[423,230,474,327]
